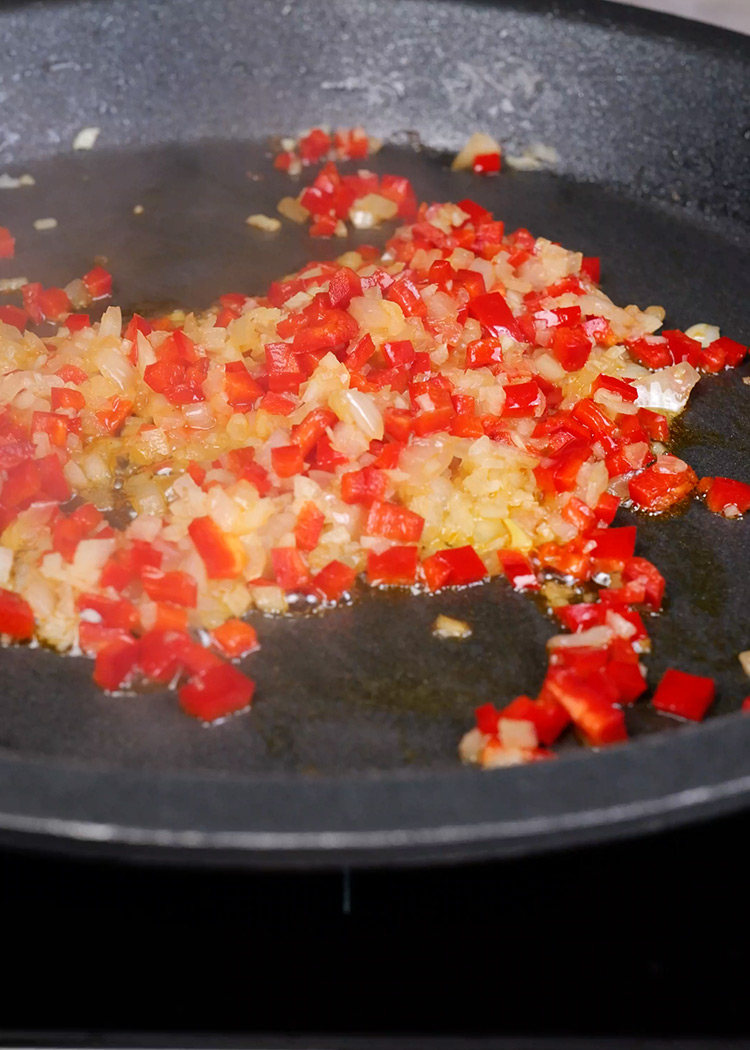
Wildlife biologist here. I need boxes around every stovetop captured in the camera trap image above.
[1,808,748,1044]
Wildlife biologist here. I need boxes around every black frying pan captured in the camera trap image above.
[1,0,749,867]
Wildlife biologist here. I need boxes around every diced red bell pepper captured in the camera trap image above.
[138,628,199,684]
[580,257,601,283]
[663,330,701,366]
[77,592,139,631]
[651,668,715,722]
[327,267,362,309]
[411,379,455,436]
[622,556,665,610]
[497,549,539,591]
[551,326,592,372]
[291,407,338,458]
[294,501,325,551]
[367,545,418,586]
[0,225,15,259]
[383,406,413,442]
[422,545,486,588]
[32,410,70,448]
[2,458,41,509]
[224,362,263,409]
[313,559,357,601]
[79,621,134,656]
[503,380,543,418]
[264,342,305,393]
[93,635,141,691]
[698,341,726,374]
[96,396,133,435]
[82,265,113,299]
[141,566,198,607]
[21,283,44,324]
[258,392,296,417]
[100,541,162,589]
[543,668,627,746]
[536,539,592,581]
[385,275,427,318]
[606,658,648,705]
[501,694,571,746]
[365,500,425,543]
[711,336,747,368]
[345,333,377,373]
[271,546,311,591]
[588,526,637,569]
[51,387,86,412]
[592,374,638,402]
[626,336,671,369]
[637,408,669,443]
[0,304,28,331]
[629,460,698,512]
[189,516,246,579]
[700,476,750,517]
[56,363,88,385]
[465,337,503,369]
[555,602,607,633]
[468,291,523,342]
[472,151,501,174]
[0,587,35,639]
[272,444,306,478]
[210,618,260,659]
[340,466,388,505]
[37,287,71,322]
[179,663,255,721]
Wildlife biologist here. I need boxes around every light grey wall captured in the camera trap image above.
[605,0,750,33]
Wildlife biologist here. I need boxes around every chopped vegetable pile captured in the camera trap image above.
[1,131,749,755]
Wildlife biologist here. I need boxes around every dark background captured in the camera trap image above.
[1,811,748,1044]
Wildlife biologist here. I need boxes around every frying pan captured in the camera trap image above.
[1,0,749,868]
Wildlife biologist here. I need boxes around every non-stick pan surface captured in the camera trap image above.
[1,0,749,867]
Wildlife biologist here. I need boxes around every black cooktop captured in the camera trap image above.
[1,811,749,1045]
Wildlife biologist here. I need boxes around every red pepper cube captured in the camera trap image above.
[272,444,306,478]
[663,330,701,367]
[503,380,543,418]
[543,669,627,746]
[224,362,263,409]
[501,694,571,746]
[327,267,362,309]
[638,408,669,443]
[652,668,715,722]
[622,556,665,610]
[702,476,750,517]
[367,546,419,586]
[38,287,71,322]
[365,500,425,543]
[0,587,35,640]
[468,291,523,342]
[141,566,198,608]
[210,619,260,659]
[0,304,29,331]
[472,151,501,174]
[0,225,15,259]
[711,336,747,368]
[189,516,246,579]
[607,659,648,705]
[93,636,141,692]
[428,545,487,587]
[592,373,638,402]
[291,407,338,458]
[340,466,388,506]
[551,326,592,372]
[588,526,636,568]
[626,336,671,370]
[475,703,501,735]
[179,663,255,721]
[271,547,311,591]
[629,461,698,512]
[313,560,357,601]
[82,265,113,300]
[580,257,601,283]
[294,501,325,551]
[496,550,539,591]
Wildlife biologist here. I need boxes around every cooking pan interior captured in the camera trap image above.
[2,137,750,779]
[1,0,750,858]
